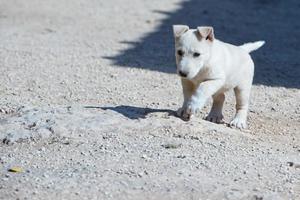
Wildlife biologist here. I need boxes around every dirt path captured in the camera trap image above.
[0,0,299,199]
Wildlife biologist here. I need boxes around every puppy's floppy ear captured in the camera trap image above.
[197,26,214,41]
[173,25,189,38]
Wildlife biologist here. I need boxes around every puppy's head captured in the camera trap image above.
[173,25,214,80]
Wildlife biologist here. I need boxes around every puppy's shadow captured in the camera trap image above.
[85,105,177,120]
[105,0,300,88]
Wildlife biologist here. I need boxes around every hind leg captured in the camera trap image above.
[205,93,225,123]
[230,86,251,129]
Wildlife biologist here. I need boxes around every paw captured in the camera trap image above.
[182,105,196,121]
[230,117,247,129]
[176,107,185,118]
[205,111,224,123]
[177,103,199,121]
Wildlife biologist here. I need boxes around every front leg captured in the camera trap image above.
[177,78,195,119]
[182,79,224,120]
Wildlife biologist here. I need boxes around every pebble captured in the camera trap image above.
[162,143,182,149]
[8,167,23,173]
[38,147,46,152]
[42,174,49,178]
[177,155,186,159]
[287,161,300,168]
[141,154,147,159]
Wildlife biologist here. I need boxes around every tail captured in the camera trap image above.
[239,40,265,53]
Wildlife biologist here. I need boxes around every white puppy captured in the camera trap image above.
[173,25,265,129]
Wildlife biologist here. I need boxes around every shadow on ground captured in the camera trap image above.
[106,0,300,88]
[85,105,176,120]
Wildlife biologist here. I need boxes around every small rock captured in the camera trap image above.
[177,155,186,159]
[38,147,46,152]
[287,161,300,168]
[28,122,37,129]
[42,174,49,178]
[253,195,263,200]
[8,167,23,173]
[162,143,182,149]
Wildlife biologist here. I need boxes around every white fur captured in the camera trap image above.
[240,41,265,53]
[173,25,265,129]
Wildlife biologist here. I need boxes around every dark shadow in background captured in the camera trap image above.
[86,105,176,120]
[105,0,300,88]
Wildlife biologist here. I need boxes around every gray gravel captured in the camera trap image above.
[0,0,299,199]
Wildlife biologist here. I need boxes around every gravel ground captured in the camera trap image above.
[0,0,299,199]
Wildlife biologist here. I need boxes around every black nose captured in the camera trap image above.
[179,70,187,77]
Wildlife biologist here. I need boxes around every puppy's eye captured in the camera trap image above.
[177,50,184,56]
[193,52,201,57]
